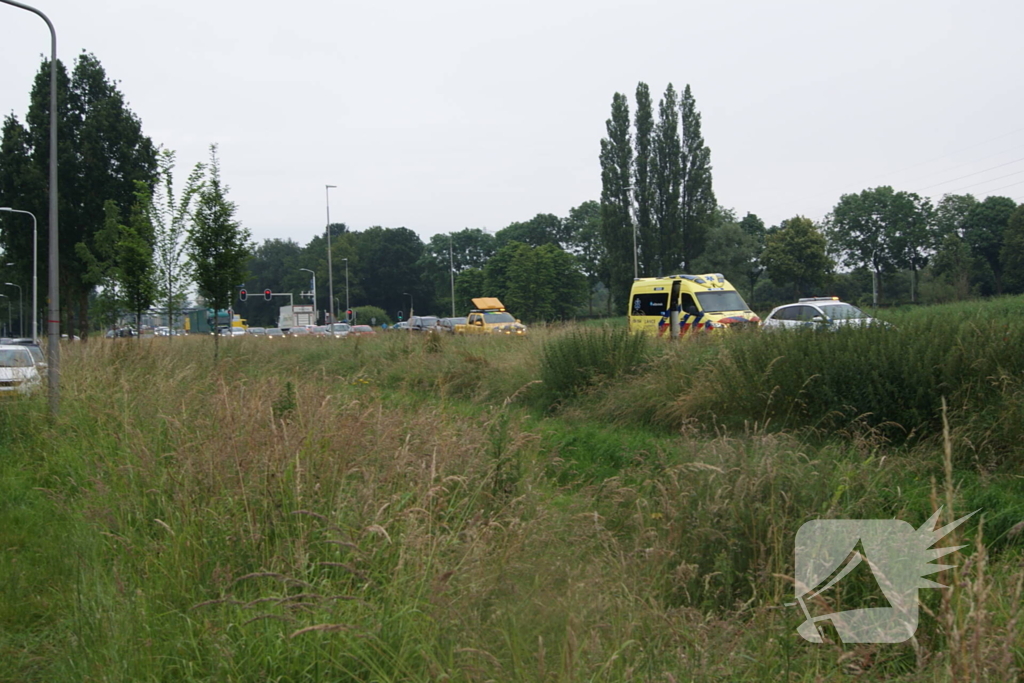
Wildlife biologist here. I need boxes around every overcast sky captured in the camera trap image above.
[2,0,1023,247]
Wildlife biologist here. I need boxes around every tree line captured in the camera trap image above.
[596,82,1024,308]
[3,58,1023,338]
[0,54,251,343]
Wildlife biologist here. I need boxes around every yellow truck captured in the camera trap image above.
[454,298,528,336]
[628,274,759,338]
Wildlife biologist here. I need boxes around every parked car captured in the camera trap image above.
[437,317,466,334]
[349,325,376,337]
[247,327,267,336]
[330,323,351,337]
[266,328,285,339]
[7,339,45,371]
[287,326,311,337]
[409,315,440,333]
[0,345,42,395]
[761,298,884,331]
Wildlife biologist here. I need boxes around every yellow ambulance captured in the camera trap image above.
[628,273,760,338]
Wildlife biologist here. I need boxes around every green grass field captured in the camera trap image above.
[1,300,1022,681]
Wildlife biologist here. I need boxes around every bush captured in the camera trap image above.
[539,326,649,405]
[351,305,390,326]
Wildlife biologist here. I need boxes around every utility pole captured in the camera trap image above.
[325,185,336,336]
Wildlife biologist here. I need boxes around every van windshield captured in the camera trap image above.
[696,290,749,313]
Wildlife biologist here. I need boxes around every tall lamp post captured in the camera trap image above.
[341,258,349,320]
[4,283,23,337]
[0,0,59,415]
[325,184,336,336]
[0,294,8,337]
[0,208,35,342]
[299,268,316,323]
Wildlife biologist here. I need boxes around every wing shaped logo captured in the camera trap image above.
[792,508,977,643]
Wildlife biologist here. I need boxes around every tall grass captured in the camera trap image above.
[0,314,1021,681]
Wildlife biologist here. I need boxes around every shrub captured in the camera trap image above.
[539,326,649,405]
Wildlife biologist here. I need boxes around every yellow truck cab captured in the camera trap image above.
[628,274,759,338]
[455,298,528,335]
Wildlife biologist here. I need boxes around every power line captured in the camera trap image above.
[871,126,1024,186]
[914,156,1024,192]
[933,169,1024,195]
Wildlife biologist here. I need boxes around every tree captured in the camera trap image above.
[485,242,587,322]
[352,226,426,316]
[761,216,831,297]
[825,186,915,306]
[651,84,682,277]
[242,238,304,327]
[75,185,156,335]
[599,92,634,312]
[964,196,1017,295]
[494,214,565,249]
[454,268,487,315]
[738,212,767,303]
[564,200,604,314]
[1002,206,1024,294]
[0,53,157,337]
[187,145,253,360]
[633,82,655,272]
[151,149,203,334]
[931,194,977,300]
[679,85,716,270]
[690,207,760,297]
[419,228,496,317]
[885,192,934,303]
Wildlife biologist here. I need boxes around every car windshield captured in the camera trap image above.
[0,348,33,367]
[819,303,869,320]
[332,324,350,332]
[24,346,43,363]
[695,290,749,313]
[482,312,515,323]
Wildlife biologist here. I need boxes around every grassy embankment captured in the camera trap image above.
[1,297,1023,681]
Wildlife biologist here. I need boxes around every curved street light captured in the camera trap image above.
[0,0,60,415]
[3,283,23,337]
[0,209,36,342]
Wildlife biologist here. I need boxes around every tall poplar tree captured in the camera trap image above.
[599,93,634,313]
[679,85,716,270]
[633,83,655,274]
[651,84,682,276]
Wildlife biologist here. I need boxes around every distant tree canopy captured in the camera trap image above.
[0,52,158,337]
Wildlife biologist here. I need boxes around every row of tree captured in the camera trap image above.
[238,210,595,326]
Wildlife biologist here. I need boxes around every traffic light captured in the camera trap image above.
[346,309,353,322]
[397,310,404,322]
[264,289,273,301]
[239,288,247,302]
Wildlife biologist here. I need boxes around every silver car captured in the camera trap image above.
[0,345,42,395]
[761,298,881,331]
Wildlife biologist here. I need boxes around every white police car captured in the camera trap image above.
[761,297,882,331]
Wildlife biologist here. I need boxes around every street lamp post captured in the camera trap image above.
[0,0,59,415]
[342,258,349,320]
[0,294,8,337]
[4,283,23,337]
[325,185,336,336]
[299,268,317,323]
[0,209,35,342]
